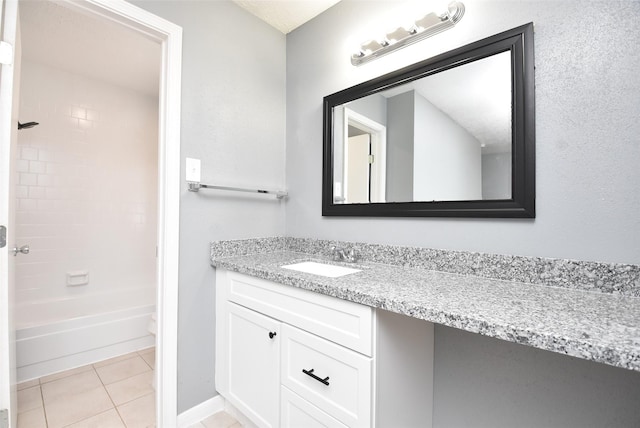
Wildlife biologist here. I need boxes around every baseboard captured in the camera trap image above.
[177,395,225,428]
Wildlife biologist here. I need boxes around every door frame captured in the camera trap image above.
[53,0,182,425]
[0,0,20,424]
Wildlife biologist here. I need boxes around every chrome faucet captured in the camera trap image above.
[330,246,358,263]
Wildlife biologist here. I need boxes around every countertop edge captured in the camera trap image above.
[212,255,640,373]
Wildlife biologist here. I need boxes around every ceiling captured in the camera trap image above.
[232,0,341,34]
[18,1,339,97]
[19,1,161,96]
[381,51,513,153]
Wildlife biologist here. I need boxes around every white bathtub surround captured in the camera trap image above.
[15,286,155,330]
[14,60,158,320]
[16,304,155,382]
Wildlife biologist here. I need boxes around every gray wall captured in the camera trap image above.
[285,0,640,265]
[348,93,387,126]
[286,1,640,426]
[433,325,640,427]
[413,91,482,201]
[482,152,511,199]
[131,0,286,412]
[386,91,414,201]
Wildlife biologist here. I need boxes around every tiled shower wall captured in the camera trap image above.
[15,60,158,323]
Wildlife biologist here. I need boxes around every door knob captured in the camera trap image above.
[12,244,29,256]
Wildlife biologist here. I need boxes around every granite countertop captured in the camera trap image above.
[212,250,640,373]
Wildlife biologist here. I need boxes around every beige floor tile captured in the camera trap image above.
[41,370,102,403]
[116,393,155,428]
[18,379,40,391]
[105,371,154,406]
[39,364,94,384]
[137,347,154,356]
[184,423,206,428]
[16,406,46,428]
[64,409,126,428]
[139,349,155,369]
[201,412,239,428]
[95,356,151,386]
[44,386,113,428]
[93,352,139,369]
[17,385,42,414]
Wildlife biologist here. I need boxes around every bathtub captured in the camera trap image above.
[16,289,155,382]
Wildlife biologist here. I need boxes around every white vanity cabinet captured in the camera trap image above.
[216,269,434,428]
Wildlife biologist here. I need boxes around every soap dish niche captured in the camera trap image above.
[67,270,89,286]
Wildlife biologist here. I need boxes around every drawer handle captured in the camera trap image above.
[268,331,277,339]
[302,368,330,386]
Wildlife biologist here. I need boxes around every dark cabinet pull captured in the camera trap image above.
[268,331,277,339]
[302,368,330,386]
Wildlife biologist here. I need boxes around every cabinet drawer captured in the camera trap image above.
[281,324,372,427]
[281,386,348,428]
[226,271,373,356]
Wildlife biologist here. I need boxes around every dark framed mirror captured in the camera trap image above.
[323,23,535,218]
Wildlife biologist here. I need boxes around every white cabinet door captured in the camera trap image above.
[227,302,280,428]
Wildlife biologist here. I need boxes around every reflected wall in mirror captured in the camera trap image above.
[323,23,535,218]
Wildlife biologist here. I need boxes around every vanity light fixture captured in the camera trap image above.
[351,1,465,66]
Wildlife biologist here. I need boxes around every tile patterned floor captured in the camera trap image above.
[16,348,240,428]
[186,412,242,428]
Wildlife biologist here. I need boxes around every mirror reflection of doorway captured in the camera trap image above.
[346,132,371,203]
[343,108,386,204]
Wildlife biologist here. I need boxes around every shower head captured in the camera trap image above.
[18,121,39,130]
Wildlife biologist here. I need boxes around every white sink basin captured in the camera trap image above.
[281,261,361,278]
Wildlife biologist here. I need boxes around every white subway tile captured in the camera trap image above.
[38,149,51,162]
[15,61,158,324]
[29,160,46,174]
[15,186,29,199]
[16,159,30,173]
[86,109,99,122]
[78,118,92,130]
[28,186,46,200]
[21,147,39,161]
[71,106,87,119]
[37,199,55,211]
[18,199,37,211]
[19,173,37,186]
[37,174,53,187]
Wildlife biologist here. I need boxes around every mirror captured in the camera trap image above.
[323,23,535,217]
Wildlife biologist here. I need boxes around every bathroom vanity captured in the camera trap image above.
[212,238,640,428]
[216,267,433,428]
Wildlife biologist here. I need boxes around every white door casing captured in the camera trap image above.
[0,0,182,426]
[0,0,19,425]
[343,108,387,204]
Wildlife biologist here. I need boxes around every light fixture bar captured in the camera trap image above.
[351,1,465,66]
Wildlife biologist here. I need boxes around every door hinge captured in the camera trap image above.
[0,41,14,65]
[0,408,8,428]
[368,154,375,164]
[0,226,6,248]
